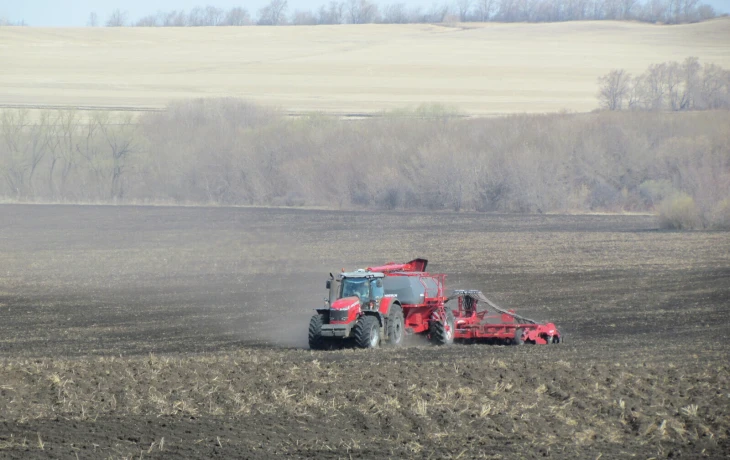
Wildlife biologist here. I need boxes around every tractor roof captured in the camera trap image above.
[338,269,385,279]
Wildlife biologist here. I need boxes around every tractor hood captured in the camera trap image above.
[331,296,361,310]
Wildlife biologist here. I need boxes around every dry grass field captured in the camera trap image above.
[2,19,730,115]
[0,204,728,458]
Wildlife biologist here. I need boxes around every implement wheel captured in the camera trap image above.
[513,328,525,346]
[308,314,327,350]
[386,304,404,347]
[354,315,380,349]
[430,310,455,346]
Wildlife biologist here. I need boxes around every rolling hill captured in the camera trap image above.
[1,18,729,115]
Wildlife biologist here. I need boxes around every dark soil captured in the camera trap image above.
[0,204,728,459]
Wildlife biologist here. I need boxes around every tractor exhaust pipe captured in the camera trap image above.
[326,273,338,306]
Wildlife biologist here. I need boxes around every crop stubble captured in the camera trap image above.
[0,204,728,458]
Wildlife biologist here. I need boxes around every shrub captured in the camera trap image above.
[710,199,730,229]
[658,193,702,230]
[639,180,674,206]
[1,101,728,218]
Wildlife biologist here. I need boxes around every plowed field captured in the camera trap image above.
[1,204,728,458]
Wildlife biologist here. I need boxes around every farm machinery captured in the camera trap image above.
[308,258,561,349]
[449,290,561,345]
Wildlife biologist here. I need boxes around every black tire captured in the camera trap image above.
[545,335,553,345]
[513,328,525,346]
[386,304,405,347]
[308,314,326,350]
[353,315,380,349]
[430,310,455,346]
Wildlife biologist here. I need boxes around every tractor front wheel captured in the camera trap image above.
[354,315,380,349]
[386,305,404,347]
[430,310,455,346]
[308,314,327,350]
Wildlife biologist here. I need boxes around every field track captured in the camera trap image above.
[2,19,730,115]
[0,204,728,458]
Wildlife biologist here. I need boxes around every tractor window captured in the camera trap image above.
[371,279,384,300]
[340,278,369,301]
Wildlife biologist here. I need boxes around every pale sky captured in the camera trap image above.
[2,0,729,26]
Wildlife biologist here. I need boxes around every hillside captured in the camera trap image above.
[2,19,729,115]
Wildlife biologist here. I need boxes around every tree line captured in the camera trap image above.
[0,18,28,26]
[597,58,730,111]
[1,99,728,229]
[92,0,720,27]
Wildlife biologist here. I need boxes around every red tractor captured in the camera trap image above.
[308,258,454,349]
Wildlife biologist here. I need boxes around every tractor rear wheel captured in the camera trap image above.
[354,315,380,349]
[308,314,327,350]
[430,310,455,346]
[386,304,404,347]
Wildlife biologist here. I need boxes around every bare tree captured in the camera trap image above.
[474,0,496,21]
[644,63,669,110]
[188,7,205,26]
[258,0,289,25]
[317,1,346,23]
[347,0,379,23]
[681,0,701,21]
[204,6,225,25]
[455,0,472,21]
[75,116,104,198]
[494,0,520,21]
[162,10,188,26]
[100,115,136,200]
[598,69,632,110]
[588,0,606,20]
[87,12,99,27]
[0,110,30,197]
[696,4,715,20]
[291,9,318,24]
[642,0,669,22]
[224,7,251,25]
[73,113,136,200]
[382,3,410,23]
[135,14,160,26]
[627,74,646,110]
[678,56,701,110]
[47,110,79,199]
[565,0,592,20]
[664,61,684,110]
[0,109,55,197]
[105,9,128,27]
[424,3,451,22]
[26,112,54,195]
[699,63,730,110]
[597,58,728,112]
[621,0,639,18]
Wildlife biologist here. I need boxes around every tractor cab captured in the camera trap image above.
[328,270,384,310]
